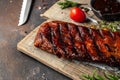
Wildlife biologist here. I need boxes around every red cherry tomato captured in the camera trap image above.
[70,7,86,22]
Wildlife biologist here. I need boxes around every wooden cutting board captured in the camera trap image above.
[17,20,106,80]
[41,0,99,26]
[17,0,107,80]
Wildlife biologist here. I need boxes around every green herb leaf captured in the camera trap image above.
[58,0,86,9]
[83,71,120,80]
[98,21,120,32]
[58,0,90,13]
[58,0,78,9]
[95,75,105,80]
[105,72,120,80]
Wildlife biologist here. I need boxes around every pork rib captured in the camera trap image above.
[34,21,120,67]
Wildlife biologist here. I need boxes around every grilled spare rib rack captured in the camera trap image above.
[34,21,120,67]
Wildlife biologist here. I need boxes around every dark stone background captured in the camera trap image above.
[0,0,71,80]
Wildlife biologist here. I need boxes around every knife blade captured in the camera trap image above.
[18,0,32,26]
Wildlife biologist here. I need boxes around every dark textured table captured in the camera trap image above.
[0,0,71,80]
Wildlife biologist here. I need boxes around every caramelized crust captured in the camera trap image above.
[34,21,120,67]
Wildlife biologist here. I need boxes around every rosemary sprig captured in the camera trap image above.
[57,0,86,9]
[58,0,120,32]
[83,71,120,80]
[58,0,78,9]
[98,21,120,32]
[104,72,120,80]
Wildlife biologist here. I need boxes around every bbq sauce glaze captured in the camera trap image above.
[93,0,120,14]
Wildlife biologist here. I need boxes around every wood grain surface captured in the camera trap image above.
[42,0,99,26]
[17,0,107,80]
[17,20,105,80]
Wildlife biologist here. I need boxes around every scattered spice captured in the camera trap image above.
[42,3,48,7]
[10,0,13,3]
[61,12,64,14]
[19,31,27,36]
[41,73,48,80]
[24,31,28,34]
[38,6,42,10]
[42,6,47,10]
